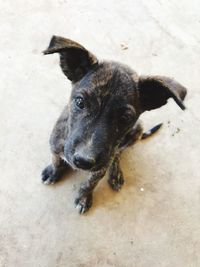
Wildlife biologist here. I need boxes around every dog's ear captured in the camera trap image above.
[43,36,98,82]
[138,76,187,112]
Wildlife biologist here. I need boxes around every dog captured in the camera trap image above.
[41,36,187,214]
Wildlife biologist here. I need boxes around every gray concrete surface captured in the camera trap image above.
[1,0,200,266]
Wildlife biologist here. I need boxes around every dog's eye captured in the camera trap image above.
[75,97,85,109]
[120,113,132,123]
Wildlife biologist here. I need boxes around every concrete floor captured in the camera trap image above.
[1,0,200,266]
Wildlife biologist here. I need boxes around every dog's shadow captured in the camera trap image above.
[94,134,171,215]
[50,141,161,214]
[92,144,159,214]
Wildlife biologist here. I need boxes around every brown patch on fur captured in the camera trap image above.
[50,105,69,154]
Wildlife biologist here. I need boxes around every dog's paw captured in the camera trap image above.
[75,194,93,214]
[41,165,58,185]
[108,171,124,191]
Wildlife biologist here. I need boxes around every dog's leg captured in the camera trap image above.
[75,168,106,214]
[41,153,70,185]
[108,153,124,191]
[108,122,143,191]
[119,121,143,150]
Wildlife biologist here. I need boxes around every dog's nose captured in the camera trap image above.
[73,154,95,170]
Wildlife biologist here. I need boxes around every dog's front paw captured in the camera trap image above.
[75,193,93,214]
[41,165,58,185]
[108,170,124,191]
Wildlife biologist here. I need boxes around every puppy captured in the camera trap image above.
[42,36,187,214]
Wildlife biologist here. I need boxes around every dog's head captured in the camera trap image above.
[44,36,187,171]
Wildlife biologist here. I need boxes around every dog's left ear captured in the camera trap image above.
[43,36,98,83]
[138,76,187,112]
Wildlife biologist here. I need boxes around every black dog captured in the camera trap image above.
[42,36,187,214]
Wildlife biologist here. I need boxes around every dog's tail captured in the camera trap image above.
[141,123,163,140]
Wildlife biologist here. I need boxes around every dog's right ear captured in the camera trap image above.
[43,36,98,83]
